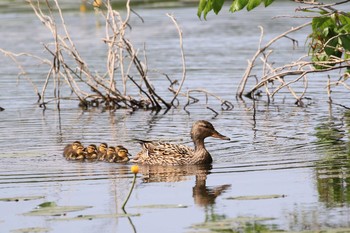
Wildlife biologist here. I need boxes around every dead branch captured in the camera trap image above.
[166,13,187,108]
[1,0,232,116]
[236,21,312,98]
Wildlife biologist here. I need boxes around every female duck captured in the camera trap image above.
[131,120,230,166]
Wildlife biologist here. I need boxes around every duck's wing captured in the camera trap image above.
[133,141,194,165]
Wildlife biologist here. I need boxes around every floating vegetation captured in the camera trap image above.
[226,194,286,201]
[23,201,92,216]
[0,196,45,202]
[190,216,277,233]
[51,213,140,221]
[10,227,50,233]
[132,204,188,209]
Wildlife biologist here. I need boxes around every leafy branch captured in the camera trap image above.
[198,0,350,105]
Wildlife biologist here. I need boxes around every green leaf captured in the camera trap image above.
[203,0,213,20]
[229,0,249,12]
[197,0,208,18]
[212,0,225,14]
[324,38,342,58]
[312,52,330,70]
[263,0,274,7]
[312,16,334,33]
[246,0,262,11]
[345,53,350,74]
[38,202,57,208]
[339,14,350,26]
[340,35,350,51]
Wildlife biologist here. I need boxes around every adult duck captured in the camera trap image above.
[131,120,230,166]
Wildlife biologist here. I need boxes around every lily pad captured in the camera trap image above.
[24,202,92,216]
[132,204,188,209]
[11,227,50,233]
[51,213,141,221]
[0,196,45,202]
[226,194,286,200]
[191,216,275,231]
[38,202,56,208]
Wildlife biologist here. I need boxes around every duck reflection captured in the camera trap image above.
[138,164,231,207]
[193,173,231,207]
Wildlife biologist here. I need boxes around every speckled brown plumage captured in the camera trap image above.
[132,120,230,166]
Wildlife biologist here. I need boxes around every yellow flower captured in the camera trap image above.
[130,165,139,174]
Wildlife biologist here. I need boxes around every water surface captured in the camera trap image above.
[1,2,350,233]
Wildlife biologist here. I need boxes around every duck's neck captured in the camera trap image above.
[193,138,212,164]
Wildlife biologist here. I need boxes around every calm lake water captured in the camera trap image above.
[1,1,350,233]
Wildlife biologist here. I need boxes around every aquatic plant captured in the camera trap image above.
[121,165,139,210]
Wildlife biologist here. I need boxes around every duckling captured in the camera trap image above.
[106,146,117,163]
[67,145,85,161]
[63,141,82,158]
[97,143,108,161]
[85,144,98,161]
[114,145,130,163]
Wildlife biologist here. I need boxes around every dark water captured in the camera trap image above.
[1,1,350,233]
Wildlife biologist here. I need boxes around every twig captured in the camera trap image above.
[167,13,186,109]
[237,21,312,98]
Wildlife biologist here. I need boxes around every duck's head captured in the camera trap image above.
[115,145,129,158]
[191,120,230,141]
[98,143,108,153]
[76,145,85,155]
[72,141,82,150]
[107,147,116,156]
[86,144,97,153]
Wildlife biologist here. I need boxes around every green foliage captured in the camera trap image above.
[197,0,350,76]
[197,0,275,19]
[309,13,350,70]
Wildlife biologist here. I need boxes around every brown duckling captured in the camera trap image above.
[106,146,117,163]
[85,144,98,161]
[97,143,108,161]
[114,145,130,163]
[63,141,82,158]
[67,145,85,161]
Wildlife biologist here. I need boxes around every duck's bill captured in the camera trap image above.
[212,131,230,140]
